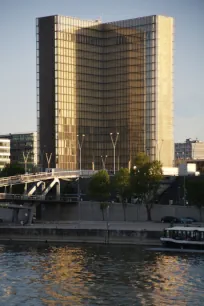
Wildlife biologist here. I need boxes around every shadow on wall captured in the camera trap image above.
[38,202,204,222]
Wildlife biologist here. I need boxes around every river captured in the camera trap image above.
[0,243,204,305]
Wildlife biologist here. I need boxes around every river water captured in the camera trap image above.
[0,243,204,306]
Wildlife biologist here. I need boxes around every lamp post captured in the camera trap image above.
[23,149,30,174]
[45,152,52,169]
[110,132,119,174]
[75,177,81,226]
[23,152,29,174]
[77,134,85,174]
[101,155,108,170]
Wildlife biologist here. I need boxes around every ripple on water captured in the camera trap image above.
[0,244,204,306]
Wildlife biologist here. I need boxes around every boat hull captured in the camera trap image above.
[160,238,204,249]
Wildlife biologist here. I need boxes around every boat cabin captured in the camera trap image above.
[163,226,204,242]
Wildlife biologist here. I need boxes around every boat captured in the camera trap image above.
[160,226,204,249]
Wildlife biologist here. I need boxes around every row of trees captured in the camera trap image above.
[88,153,163,221]
[0,163,24,177]
[2,156,204,221]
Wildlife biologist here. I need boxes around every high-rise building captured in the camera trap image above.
[0,132,37,171]
[37,15,174,170]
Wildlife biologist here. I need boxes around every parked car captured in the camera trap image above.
[161,216,180,223]
[180,217,197,224]
[186,217,198,222]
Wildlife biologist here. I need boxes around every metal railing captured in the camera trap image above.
[0,193,78,202]
[0,170,97,187]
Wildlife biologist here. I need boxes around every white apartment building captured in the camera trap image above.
[0,138,10,170]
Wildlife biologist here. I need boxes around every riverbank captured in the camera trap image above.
[0,221,165,245]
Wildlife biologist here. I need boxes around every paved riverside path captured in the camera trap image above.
[0,221,169,231]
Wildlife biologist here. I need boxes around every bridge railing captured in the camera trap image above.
[0,193,78,202]
[0,170,98,187]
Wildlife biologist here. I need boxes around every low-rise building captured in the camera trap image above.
[0,138,10,170]
[175,138,204,160]
[0,132,37,172]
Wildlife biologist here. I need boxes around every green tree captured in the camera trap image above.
[186,177,204,221]
[0,163,24,177]
[88,170,110,221]
[113,168,130,221]
[132,152,150,169]
[130,157,163,221]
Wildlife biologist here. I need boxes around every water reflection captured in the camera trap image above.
[0,244,204,306]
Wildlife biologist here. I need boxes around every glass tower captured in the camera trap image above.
[37,15,174,170]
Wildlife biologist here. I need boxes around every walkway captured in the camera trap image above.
[0,170,97,187]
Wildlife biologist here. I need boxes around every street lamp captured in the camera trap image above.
[77,134,85,174]
[101,155,108,170]
[76,177,81,225]
[110,132,119,174]
[23,151,30,174]
[23,146,31,174]
[45,152,52,169]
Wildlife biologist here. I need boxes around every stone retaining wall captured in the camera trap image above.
[0,227,161,245]
[40,202,204,222]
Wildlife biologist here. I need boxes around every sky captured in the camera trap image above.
[0,0,203,142]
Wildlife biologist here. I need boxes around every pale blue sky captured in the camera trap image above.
[0,0,203,142]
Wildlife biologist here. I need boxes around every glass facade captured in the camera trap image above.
[37,15,174,170]
[0,133,37,171]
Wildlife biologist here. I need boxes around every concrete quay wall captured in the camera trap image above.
[40,202,204,222]
[0,226,161,245]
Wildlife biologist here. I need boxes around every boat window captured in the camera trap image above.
[166,230,169,238]
[163,230,167,237]
[186,231,191,240]
[196,231,200,241]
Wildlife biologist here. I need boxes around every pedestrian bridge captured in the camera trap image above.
[0,170,97,188]
[0,193,78,203]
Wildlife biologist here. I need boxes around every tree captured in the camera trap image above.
[113,168,130,221]
[0,163,24,177]
[88,170,110,221]
[130,156,163,221]
[132,152,150,169]
[186,177,204,221]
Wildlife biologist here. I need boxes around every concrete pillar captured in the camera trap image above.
[24,183,28,194]
[56,181,60,200]
[41,182,46,192]
[27,208,34,225]
[12,209,15,223]
[9,185,12,194]
[4,186,7,193]
[12,209,19,223]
